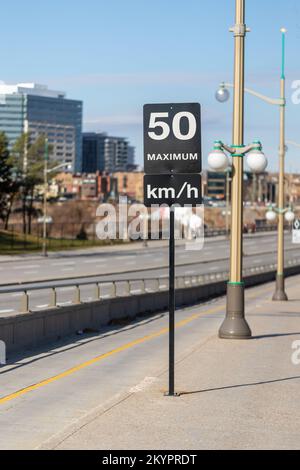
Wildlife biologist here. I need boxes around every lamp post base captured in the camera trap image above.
[272,274,288,301]
[219,283,252,339]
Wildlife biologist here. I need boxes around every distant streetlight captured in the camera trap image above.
[42,144,72,257]
[215,86,230,103]
[266,207,295,223]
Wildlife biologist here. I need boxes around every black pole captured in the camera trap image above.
[168,206,175,396]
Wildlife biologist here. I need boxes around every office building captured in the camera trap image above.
[126,145,137,171]
[82,133,105,173]
[82,132,130,173]
[0,82,83,171]
[206,171,227,199]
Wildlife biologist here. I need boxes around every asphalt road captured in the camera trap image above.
[0,231,298,315]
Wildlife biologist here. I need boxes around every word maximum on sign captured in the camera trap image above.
[146,153,198,161]
[144,174,202,207]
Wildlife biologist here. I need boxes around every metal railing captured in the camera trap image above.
[1,256,300,314]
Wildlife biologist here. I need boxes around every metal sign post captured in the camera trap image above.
[143,102,202,396]
[168,207,175,395]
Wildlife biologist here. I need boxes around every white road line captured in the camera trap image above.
[36,304,49,309]
[57,301,72,306]
[24,271,38,275]
[52,262,76,267]
[61,268,75,272]
[0,309,15,314]
[84,259,105,264]
[13,265,40,270]
[115,256,135,261]
[209,266,219,271]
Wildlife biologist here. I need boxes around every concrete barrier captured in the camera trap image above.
[1,263,300,356]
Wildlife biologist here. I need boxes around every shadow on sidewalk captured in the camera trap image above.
[179,375,300,396]
[252,332,300,339]
[251,313,300,318]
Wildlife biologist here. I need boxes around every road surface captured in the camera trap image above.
[0,232,298,314]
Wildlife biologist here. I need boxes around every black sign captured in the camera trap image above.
[144,103,201,174]
[144,173,202,207]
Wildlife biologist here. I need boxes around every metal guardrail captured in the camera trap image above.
[204,225,278,237]
[1,256,300,314]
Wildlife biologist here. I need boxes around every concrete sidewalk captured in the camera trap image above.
[54,278,300,450]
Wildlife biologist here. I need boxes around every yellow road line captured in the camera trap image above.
[0,284,274,406]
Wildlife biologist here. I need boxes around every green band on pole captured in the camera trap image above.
[228,281,245,286]
[232,154,244,157]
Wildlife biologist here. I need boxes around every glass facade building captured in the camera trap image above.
[0,94,25,144]
[0,83,83,171]
[82,133,106,173]
[82,132,130,173]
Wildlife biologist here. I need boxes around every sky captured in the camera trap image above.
[1,0,300,171]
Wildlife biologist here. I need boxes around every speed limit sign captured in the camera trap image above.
[143,103,201,174]
[143,102,202,397]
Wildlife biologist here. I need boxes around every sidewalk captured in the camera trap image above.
[54,278,300,450]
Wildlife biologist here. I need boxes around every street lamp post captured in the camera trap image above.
[273,28,288,300]
[216,29,288,301]
[211,0,253,339]
[42,147,72,257]
[42,139,49,257]
[224,0,249,338]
